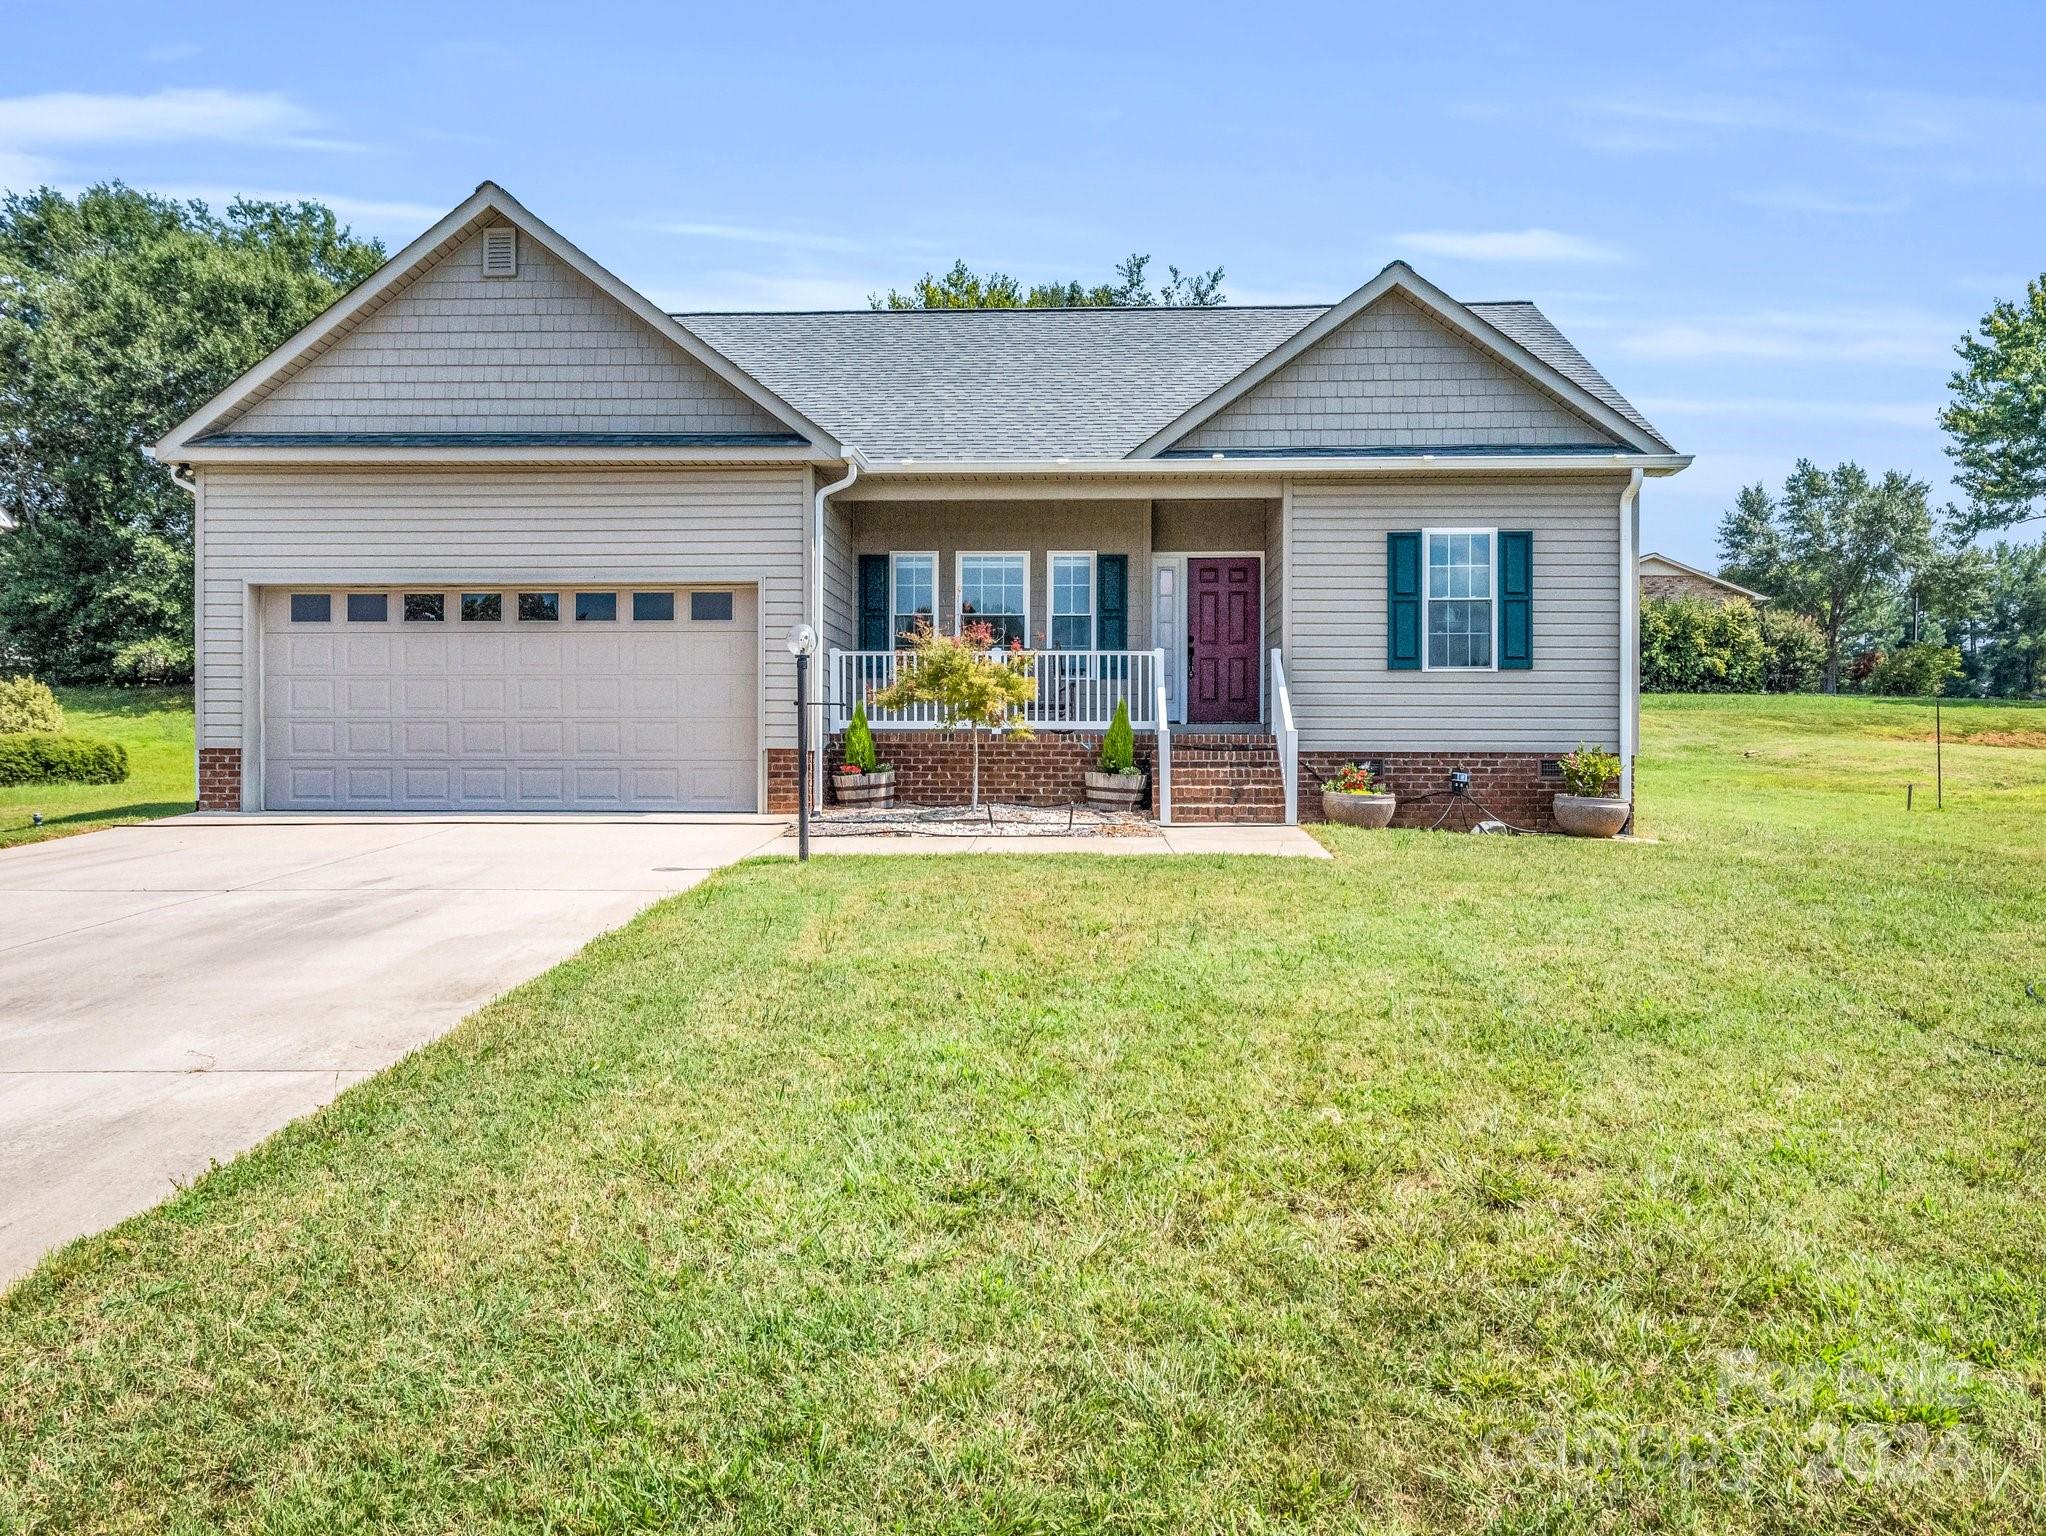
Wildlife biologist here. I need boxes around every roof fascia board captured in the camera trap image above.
[1128,262,1669,458]
[840,452,1691,499]
[155,182,840,457]
[156,442,831,467]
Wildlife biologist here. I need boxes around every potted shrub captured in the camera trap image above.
[832,700,895,808]
[1320,761,1396,827]
[1552,744,1629,837]
[1085,700,1145,810]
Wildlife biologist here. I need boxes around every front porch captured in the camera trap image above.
[820,493,1303,823]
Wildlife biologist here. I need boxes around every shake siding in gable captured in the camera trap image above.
[1176,294,1619,453]
[222,228,788,437]
[196,466,807,751]
[1288,475,1625,752]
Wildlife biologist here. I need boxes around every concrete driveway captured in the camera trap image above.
[0,816,786,1284]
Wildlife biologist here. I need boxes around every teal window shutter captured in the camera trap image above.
[1387,531,1421,670]
[858,554,889,649]
[1498,530,1533,669]
[1096,555,1128,650]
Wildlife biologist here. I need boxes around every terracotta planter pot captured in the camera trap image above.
[1552,793,1630,838]
[1085,770,1145,811]
[1322,790,1396,828]
[833,769,896,808]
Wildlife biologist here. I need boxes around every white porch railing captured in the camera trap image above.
[1154,657,1172,825]
[830,648,1163,733]
[1270,647,1298,824]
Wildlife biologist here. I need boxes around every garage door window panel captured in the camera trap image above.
[290,593,331,623]
[576,592,617,622]
[518,592,559,622]
[461,593,502,622]
[346,593,389,623]
[633,591,675,622]
[404,593,445,623]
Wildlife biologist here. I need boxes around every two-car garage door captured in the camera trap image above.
[260,583,758,811]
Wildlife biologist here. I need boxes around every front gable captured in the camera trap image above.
[1169,290,1621,454]
[157,183,834,457]
[220,224,790,439]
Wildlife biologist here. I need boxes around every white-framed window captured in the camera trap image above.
[1049,552,1096,651]
[1424,528,1496,670]
[890,551,936,645]
[956,551,1027,646]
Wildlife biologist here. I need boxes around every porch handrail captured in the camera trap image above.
[1153,646,1172,825]
[1270,647,1298,824]
[833,648,1161,732]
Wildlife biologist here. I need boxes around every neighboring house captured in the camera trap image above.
[152,183,1689,825]
[1639,552,1767,606]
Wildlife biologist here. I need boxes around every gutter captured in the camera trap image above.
[811,449,867,803]
[1618,467,1642,801]
[851,452,1693,480]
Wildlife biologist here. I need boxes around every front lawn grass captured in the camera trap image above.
[0,685,193,849]
[3,696,2044,1532]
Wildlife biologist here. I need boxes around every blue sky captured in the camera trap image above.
[8,1,2044,563]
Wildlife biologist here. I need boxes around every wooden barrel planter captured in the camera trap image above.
[834,768,897,808]
[1084,770,1145,811]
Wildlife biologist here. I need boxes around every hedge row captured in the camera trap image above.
[0,732,130,786]
[1641,596,1827,694]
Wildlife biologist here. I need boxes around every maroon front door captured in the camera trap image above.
[1187,556,1261,723]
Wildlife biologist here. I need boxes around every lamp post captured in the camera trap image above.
[786,623,818,861]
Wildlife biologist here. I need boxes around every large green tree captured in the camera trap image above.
[874,252,1224,310]
[0,185,383,682]
[1943,276,2046,536]
[1717,460,1935,692]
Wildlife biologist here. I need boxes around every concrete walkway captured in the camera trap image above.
[0,816,786,1284]
[772,824,1332,857]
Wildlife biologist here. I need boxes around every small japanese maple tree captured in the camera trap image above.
[870,620,1036,808]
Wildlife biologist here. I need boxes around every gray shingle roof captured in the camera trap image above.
[677,298,1666,462]
[1465,302,1665,446]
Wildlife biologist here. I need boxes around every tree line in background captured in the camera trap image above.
[0,185,384,682]
[1651,282,2046,699]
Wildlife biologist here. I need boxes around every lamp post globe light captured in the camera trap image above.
[786,625,818,859]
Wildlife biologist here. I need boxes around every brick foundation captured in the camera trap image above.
[828,731,1157,809]
[766,748,801,813]
[1299,751,1565,831]
[197,746,242,811]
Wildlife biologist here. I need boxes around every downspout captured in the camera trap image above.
[811,449,865,805]
[168,463,202,808]
[1618,467,1642,803]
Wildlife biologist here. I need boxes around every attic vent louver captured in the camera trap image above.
[480,226,517,278]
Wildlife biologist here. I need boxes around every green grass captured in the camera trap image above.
[0,686,193,849]
[4,695,2045,1533]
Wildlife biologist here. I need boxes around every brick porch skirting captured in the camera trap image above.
[1298,751,1566,831]
[196,746,241,811]
[825,731,1156,809]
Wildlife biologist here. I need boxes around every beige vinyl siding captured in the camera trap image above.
[223,227,787,437]
[1150,498,1266,553]
[1177,294,1618,453]
[1265,494,1286,664]
[197,466,806,753]
[821,497,856,651]
[1289,475,1625,752]
[845,501,1151,649]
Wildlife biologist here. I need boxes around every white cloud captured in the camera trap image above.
[1614,307,1963,366]
[1393,228,1624,264]
[651,270,889,312]
[0,148,54,191]
[0,88,342,149]
[1636,396,1942,428]
[153,185,443,229]
[653,220,867,255]
[1734,186,1909,216]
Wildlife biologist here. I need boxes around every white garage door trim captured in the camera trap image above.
[253,579,764,813]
